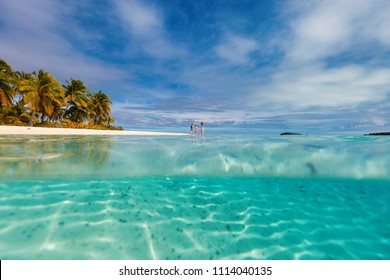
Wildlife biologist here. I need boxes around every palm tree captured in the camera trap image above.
[66,102,91,123]
[19,70,64,126]
[1,60,119,129]
[89,91,112,124]
[13,71,31,106]
[0,106,30,125]
[107,116,115,125]
[62,78,90,121]
[0,59,15,108]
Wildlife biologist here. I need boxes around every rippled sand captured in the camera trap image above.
[1,177,389,259]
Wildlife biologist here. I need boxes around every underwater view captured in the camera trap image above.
[0,134,389,259]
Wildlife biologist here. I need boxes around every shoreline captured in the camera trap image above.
[0,125,188,136]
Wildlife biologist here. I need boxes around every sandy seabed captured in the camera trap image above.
[0,125,187,136]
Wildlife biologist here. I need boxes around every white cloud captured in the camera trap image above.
[113,0,161,35]
[362,2,390,45]
[112,102,252,127]
[286,0,390,63]
[215,34,258,65]
[0,0,125,85]
[371,117,386,126]
[251,64,390,108]
[0,0,63,34]
[248,0,390,114]
[112,0,185,59]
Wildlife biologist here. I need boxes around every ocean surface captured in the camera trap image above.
[0,133,389,259]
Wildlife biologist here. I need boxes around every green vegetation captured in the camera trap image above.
[364,132,390,136]
[0,58,123,130]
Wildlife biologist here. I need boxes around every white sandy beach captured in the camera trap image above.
[0,125,188,136]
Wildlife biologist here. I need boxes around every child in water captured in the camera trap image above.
[200,122,204,136]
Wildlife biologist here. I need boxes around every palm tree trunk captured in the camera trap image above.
[61,103,70,120]
[28,110,35,127]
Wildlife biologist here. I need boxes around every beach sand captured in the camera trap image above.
[0,125,188,136]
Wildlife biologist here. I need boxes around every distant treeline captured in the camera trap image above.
[364,132,390,136]
[0,58,122,130]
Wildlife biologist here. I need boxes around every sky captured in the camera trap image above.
[1,0,390,134]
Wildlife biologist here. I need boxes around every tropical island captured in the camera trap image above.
[0,58,122,130]
[364,132,390,136]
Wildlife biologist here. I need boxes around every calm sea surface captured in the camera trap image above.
[0,134,389,259]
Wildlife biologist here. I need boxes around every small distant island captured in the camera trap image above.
[364,132,390,136]
[280,132,304,136]
[1,58,122,130]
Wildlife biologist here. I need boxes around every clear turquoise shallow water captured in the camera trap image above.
[0,134,389,259]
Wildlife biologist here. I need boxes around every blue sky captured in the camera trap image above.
[1,0,390,134]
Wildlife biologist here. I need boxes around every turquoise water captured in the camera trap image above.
[0,134,389,259]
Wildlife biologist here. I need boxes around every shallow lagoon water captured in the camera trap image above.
[0,134,389,259]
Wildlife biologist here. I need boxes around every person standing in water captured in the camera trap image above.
[200,122,204,136]
[190,123,194,135]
